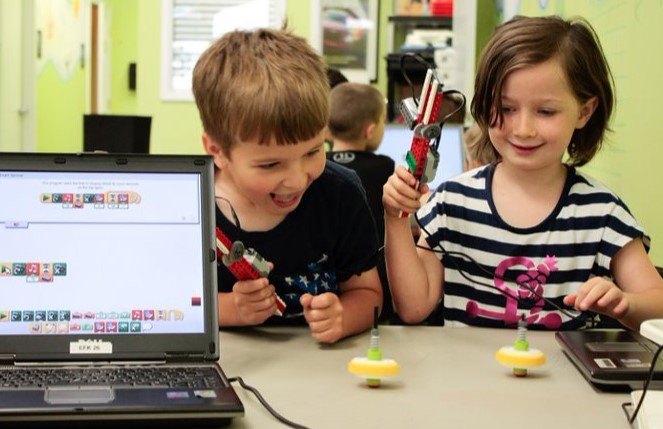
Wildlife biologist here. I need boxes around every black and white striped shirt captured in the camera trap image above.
[418,164,648,329]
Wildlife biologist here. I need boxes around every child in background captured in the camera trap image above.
[382,15,663,330]
[192,28,382,343]
[326,82,397,323]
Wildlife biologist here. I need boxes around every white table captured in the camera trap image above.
[218,325,631,429]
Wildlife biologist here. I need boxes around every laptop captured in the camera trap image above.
[0,152,243,426]
[556,329,663,392]
[376,123,466,191]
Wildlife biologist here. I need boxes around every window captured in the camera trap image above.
[160,0,286,101]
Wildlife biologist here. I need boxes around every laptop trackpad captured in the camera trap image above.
[45,387,115,404]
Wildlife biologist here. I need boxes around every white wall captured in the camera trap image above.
[0,0,35,152]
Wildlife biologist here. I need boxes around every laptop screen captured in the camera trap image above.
[0,166,208,337]
[376,123,466,190]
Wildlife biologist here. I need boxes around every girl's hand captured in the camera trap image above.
[563,277,629,321]
[382,165,429,219]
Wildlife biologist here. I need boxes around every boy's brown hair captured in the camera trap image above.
[192,28,329,156]
[328,82,385,142]
[471,15,614,167]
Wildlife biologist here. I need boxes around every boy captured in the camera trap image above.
[326,82,396,322]
[192,28,382,344]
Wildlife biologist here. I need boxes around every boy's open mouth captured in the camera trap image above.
[270,193,300,208]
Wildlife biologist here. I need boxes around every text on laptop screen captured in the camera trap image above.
[376,124,465,190]
[0,171,207,335]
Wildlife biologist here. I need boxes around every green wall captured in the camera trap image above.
[34,0,86,153]
[107,0,137,114]
[135,0,204,155]
[36,64,86,152]
[33,0,137,153]
[513,0,663,266]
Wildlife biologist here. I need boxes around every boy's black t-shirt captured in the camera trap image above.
[215,161,379,325]
[327,150,397,323]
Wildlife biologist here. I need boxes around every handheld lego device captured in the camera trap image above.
[495,319,546,377]
[215,227,286,316]
[348,307,400,387]
[399,66,466,217]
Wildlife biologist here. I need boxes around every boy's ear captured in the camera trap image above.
[365,122,376,139]
[576,96,598,129]
[202,133,228,168]
[202,132,219,155]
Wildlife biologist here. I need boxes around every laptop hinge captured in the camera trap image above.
[164,353,205,363]
[13,360,168,367]
[0,355,16,365]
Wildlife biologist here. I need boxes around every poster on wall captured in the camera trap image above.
[311,0,379,83]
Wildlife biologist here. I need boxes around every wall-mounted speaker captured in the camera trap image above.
[84,114,151,153]
[128,63,137,91]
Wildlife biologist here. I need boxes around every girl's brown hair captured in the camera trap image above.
[471,15,615,166]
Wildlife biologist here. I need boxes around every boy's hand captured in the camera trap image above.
[563,277,629,321]
[383,165,429,218]
[232,278,278,325]
[300,293,343,344]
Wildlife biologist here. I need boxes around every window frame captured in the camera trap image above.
[160,0,286,101]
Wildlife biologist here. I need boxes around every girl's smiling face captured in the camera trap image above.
[488,58,597,173]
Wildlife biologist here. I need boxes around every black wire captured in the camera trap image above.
[215,195,241,230]
[228,376,312,429]
[439,90,466,122]
[620,401,633,423]
[411,210,595,327]
[397,53,467,154]
[623,342,663,425]
[430,91,467,153]
[418,246,584,321]
[399,53,433,104]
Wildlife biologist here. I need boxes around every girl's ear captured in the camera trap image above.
[576,96,599,129]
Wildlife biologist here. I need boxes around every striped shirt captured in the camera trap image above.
[418,163,649,330]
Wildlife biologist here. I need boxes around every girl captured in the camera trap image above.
[382,15,663,330]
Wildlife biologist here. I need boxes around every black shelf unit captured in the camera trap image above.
[386,15,453,122]
[388,15,452,28]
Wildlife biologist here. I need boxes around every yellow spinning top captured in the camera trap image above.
[348,307,400,387]
[495,319,546,377]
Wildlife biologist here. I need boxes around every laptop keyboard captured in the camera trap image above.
[0,365,224,390]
